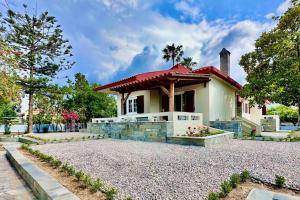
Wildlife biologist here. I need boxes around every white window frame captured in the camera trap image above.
[127,97,137,114]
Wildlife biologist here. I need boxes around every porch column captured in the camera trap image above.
[121,93,125,115]
[169,81,175,112]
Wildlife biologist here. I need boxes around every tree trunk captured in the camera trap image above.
[298,105,300,126]
[27,92,33,133]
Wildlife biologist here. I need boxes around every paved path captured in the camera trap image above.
[0,148,35,200]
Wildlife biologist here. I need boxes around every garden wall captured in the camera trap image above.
[88,122,173,142]
[210,121,242,137]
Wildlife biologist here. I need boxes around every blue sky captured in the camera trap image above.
[1,0,291,85]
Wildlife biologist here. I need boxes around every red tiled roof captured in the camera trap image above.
[192,66,242,89]
[95,64,241,92]
[95,64,192,91]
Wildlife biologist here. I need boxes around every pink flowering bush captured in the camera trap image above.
[62,111,79,131]
[62,111,79,122]
[186,125,209,137]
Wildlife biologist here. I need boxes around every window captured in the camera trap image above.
[127,97,137,114]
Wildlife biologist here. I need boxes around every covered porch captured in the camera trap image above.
[97,67,210,116]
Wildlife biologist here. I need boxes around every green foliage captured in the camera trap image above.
[275,175,286,188]
[90,178,103,193]
[1,5,74,133]
[230,174,241,188]
[239,2,300,123]
[75,170,85,181]
[220,180,232,197]
[81,174,93,187]
[240,170,250,182]
[105,187,118,200]
[208,192,219,200]
[63,73,117,123]
[50,159,62,168]
[180,57,197,69]
[162,43,184,66]
[267,105,298,124]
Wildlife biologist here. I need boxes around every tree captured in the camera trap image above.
[267,105,298,125]
[64,73,117,123]
[180,57,197,69]
[240,0,300,123]
[162,43,184,66]
[1,5,74,133]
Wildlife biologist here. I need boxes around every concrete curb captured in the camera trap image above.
[5,146,80,200]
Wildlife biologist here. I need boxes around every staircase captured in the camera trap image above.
[237,117,261,136]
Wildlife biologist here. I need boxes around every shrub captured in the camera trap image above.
[66,166,75,176]
[62,163,70,172]
[81,174,93,187]
[50,159,62,168]
[21,144,29,150]
[90,178,103,193]
[240,170,250,182]
[208,192,219,200]
[230,173,241,188]
[75,170,84,181]
[275,175,285,188]
[105,187,117,200]
[220,180,232,197]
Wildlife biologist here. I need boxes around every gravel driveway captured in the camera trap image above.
[33,139,300,200]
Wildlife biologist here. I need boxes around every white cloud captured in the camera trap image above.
[175,1,201,20]
[265,0,292,19]
[277,0,292,14]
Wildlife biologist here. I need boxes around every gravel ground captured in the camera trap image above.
[33,139,300,200]
[29,132,95,140]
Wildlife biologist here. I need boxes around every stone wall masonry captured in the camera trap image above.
[88,122,173,142]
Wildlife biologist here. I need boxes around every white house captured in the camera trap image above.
[94,48,269,135]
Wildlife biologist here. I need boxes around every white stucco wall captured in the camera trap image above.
[174,83,210,124]
[241,101,263,125]
[117,90,151,116]
[150,90,160,113]
[208,77,236,122]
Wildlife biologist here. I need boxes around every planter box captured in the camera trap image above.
[167,132,234,147]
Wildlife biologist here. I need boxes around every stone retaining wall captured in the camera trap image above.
[210,121,242,137]
[167,132,234,147]
[88,122,172,142]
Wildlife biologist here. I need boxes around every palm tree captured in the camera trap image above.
[162,43,184,66]
[181,57,197,69]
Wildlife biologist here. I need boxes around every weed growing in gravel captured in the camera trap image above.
[240,170,250,182]
[50,159,62,168]
[124,197,133,200]
[208,192,219,200]
[220,180,232,197]
[90,178,103,193]
[275,175,285,188]
[81,174,93,188]
[230,173,241,188]
[75,170,85,181]
[105,187,118,200]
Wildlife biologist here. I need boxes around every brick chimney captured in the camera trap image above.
[219,48,230,75]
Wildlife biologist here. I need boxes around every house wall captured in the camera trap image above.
[241,100,263,125]
[174,83,209,125]
[117,90,151,116]
[150,90,160,113]
[208,77,236,122]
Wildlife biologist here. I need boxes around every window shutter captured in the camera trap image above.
[137,95,144,113]
[161,94,169,112]
[184,90,195,112]
[123,100,127,115]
